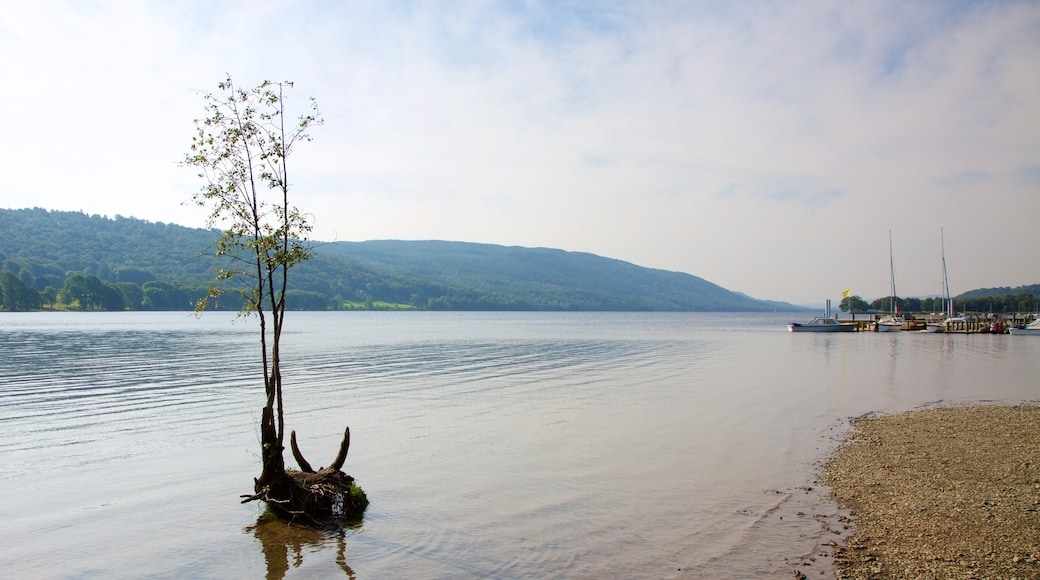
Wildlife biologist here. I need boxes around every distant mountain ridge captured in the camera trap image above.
[0,207,796,311]
[956,284,1040,300]
[322,240,799,311]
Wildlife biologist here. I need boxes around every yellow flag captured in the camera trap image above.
[842,289,851,298]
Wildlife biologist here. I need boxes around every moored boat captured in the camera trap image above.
[877,231,905,332]
[789,316,857,332]
[877,314,906,332]
[928,316,969,333]
[789,299,857,332]
[924,318,947,333]
[1009,319,1040,335]
[924,227,956,333]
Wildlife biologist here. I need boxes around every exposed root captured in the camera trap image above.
[252,469,368,526]
[289,430,315,473]
[248,425,367,526]
[328,427,351,471]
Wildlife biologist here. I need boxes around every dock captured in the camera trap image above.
[835,313,1023,334]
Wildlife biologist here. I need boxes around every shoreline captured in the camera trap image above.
[819,405,1040,578]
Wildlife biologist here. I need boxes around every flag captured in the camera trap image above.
[842,289,851,298]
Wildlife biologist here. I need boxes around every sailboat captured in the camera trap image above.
[924,227,965,333]
[876,230,904,332]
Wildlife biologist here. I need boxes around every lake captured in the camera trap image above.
[1,311,1037,578]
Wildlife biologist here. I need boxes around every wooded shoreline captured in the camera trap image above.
[821,405,1040,579]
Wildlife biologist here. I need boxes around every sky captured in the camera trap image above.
[1,1,1038,305]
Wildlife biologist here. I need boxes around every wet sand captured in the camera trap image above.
[821,405,1040,579]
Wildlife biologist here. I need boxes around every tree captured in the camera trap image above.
[0,270,43,311]
[58,272,124,311]
[114,282,144,310]
[870,296,901,314]
[40,286,58,307]
[839,294,869,313]
[902,296,922,313]
[184,75,366,524]
[284,289,332,310]
[141,280,188,310]
[1,270,44,311]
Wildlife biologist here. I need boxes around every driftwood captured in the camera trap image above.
[242,418,368,526]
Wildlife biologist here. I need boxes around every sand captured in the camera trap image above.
[820,405,1040,579]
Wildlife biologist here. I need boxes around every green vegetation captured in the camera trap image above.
[4,206,1035,315]
[951,286,1040,313]
[0,269,43,311]
[348,483,370,509]
[839,294,871,313]
[957,284,1040,300]
[0,207,808,312]
[839,291,1040,315]
[341,300,417,311]
[875,293,1040,315]
[59,272,126,311]
[319,240,802,311]
[184,75,364,524]
[0,207,445,312]
[10,207,1029,314]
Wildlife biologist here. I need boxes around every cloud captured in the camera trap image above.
[1,0,1038,303]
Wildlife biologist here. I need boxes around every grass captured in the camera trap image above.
[340,301,416,311]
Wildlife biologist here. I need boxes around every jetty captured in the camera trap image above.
[834,313,1028,334]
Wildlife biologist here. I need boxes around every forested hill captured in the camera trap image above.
[957,284,1040,299]
[0,207,801,311]
[322,240,794,311]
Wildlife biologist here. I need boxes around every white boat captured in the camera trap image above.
[789,299,857,332]
[1009,319,1040,335]
[925,227,956,333]
[877,315,905,332]
[923,317,948,333]
[931,316,969,333]
[877,230,905,332]
[789,316,858,332]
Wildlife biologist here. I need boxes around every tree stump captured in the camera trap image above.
[242,423,368,526]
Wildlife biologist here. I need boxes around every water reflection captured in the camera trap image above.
[5,312,1038,578]
[247,514,359,580]
[884,333,899,388]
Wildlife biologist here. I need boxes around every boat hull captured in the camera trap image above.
[925,317,969,333]
[788,323,857,333]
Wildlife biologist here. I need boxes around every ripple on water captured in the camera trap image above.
[2,312,1038,578]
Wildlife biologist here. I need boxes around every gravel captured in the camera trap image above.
[821,405,1040,579]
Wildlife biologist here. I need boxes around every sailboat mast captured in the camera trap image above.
[940,227,952,317]
[889,230,896,315]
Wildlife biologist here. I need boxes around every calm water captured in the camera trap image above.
[1,312,1037,578]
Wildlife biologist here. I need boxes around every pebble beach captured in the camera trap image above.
[821,405,1040,579]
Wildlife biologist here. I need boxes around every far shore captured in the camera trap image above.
[820,405,1040,578]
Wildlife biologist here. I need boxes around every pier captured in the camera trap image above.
[834,313,1027,333]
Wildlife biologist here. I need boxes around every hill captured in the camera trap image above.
[955,285,1040,300]
[322,240,794,311]
[951,285,1040,314]
[0,207,801,311]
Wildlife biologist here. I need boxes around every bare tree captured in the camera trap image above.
[184,75,367,524]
